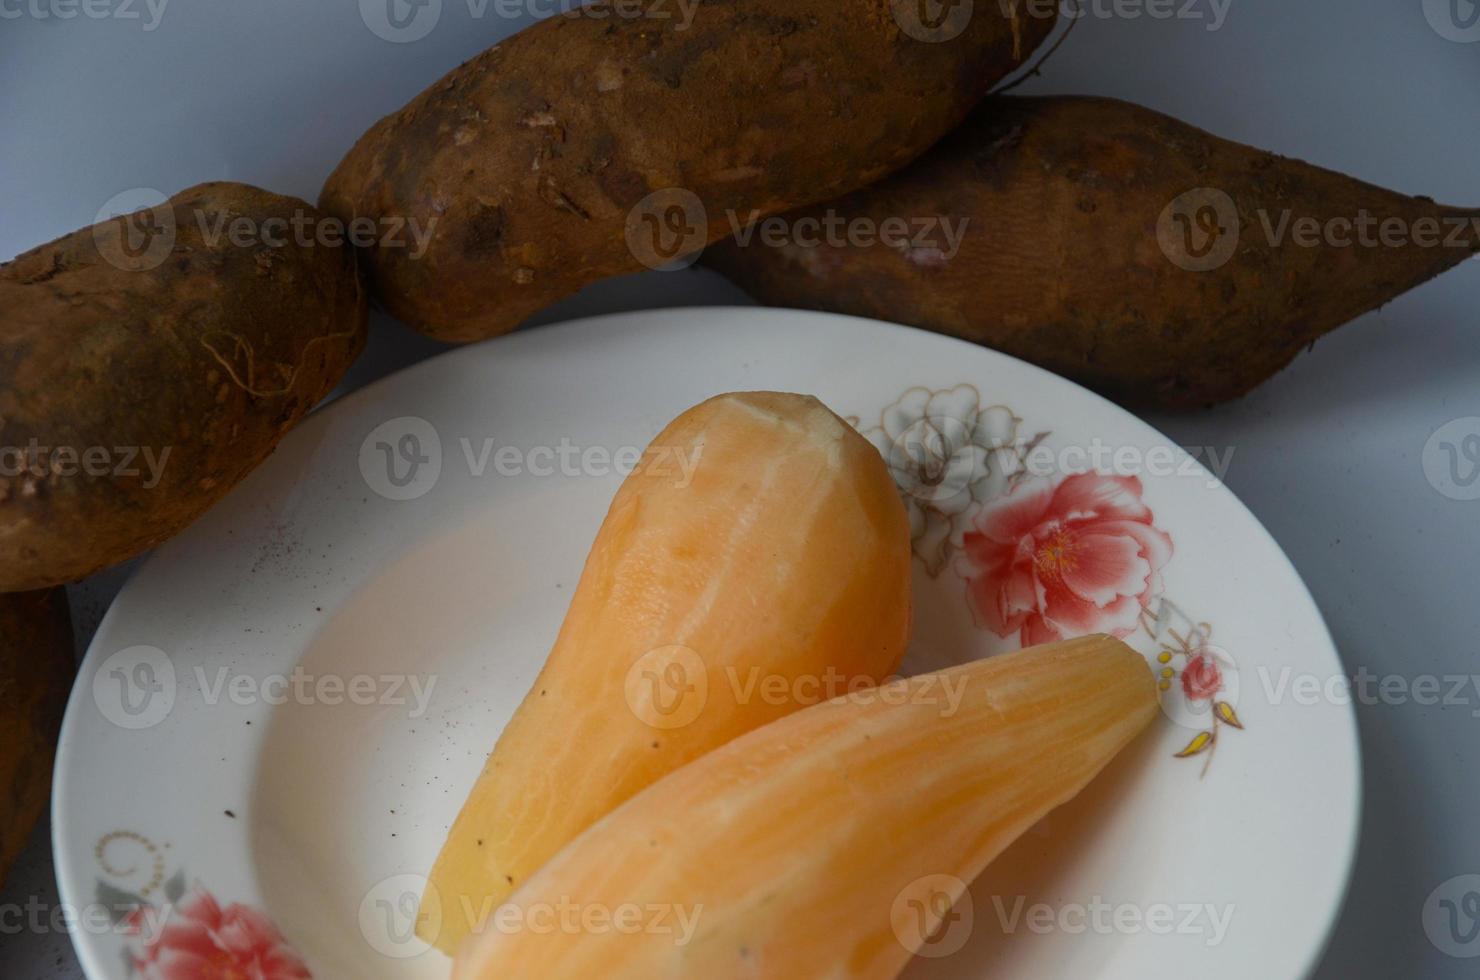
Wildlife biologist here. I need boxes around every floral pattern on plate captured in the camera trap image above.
[861,384,1043,576]
[861,384,1244,773]
[93,832,311,979]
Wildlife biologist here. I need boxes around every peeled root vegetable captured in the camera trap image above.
[454,634,1157,979]
[418,391,912,953]
[705,95,1480,410]
[320,0,1057,342]
[0,589,74,885]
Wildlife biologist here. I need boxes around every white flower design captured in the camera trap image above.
[864,385,1025,576]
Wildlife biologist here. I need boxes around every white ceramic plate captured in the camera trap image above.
[54,308,1359,980]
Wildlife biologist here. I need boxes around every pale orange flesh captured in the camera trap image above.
[453,635,1157,980]
[418,392,912,952]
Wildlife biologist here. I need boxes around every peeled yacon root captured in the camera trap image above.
[454,634,1157,979]
[0,182,367,591]
[706,95,1480,410]
[418,392,912,953]
[0,589,74,885]
[320,0,1058,342]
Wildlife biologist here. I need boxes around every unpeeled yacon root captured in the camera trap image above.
[417,391,913,953]
[0,589,74,885]
[0,182,368,591]
[320,0,1058,342]
[706,96,1480,410]
[454,634,1157,979]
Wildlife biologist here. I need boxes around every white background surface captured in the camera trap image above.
[1,0,1477,977]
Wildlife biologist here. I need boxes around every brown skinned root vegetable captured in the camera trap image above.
[320,0,1058,343]
[706,95,1480,410]
[0,182,367,592]
[0,588,74,885]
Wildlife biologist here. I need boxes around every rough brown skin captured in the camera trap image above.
[0,183,367,592]
[0,588,74,885]
[706,96,1480,409]
[321,0,1057,342]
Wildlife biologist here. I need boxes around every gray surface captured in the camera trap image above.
[2,0,1478,976]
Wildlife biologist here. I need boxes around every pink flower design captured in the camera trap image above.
[130,886,310,980]
[1181,649,1225,702]
[958,473,1173,646]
